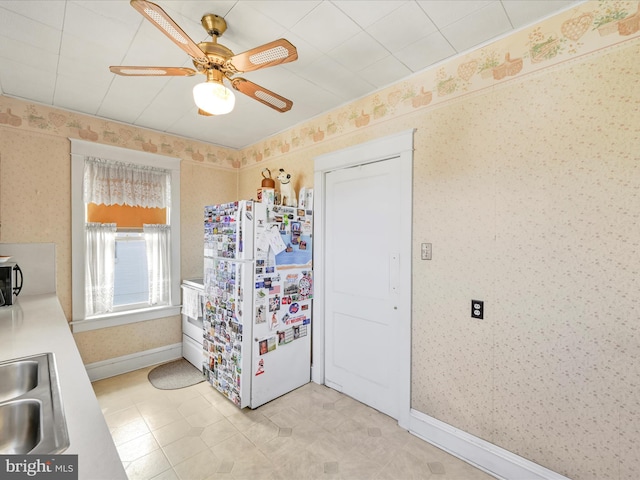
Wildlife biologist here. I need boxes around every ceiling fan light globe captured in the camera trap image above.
[193,81,235,115]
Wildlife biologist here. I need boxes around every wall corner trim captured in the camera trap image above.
[409,409,571,480]
[84,343,182,382]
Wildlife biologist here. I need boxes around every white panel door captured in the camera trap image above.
[324,158,402,419]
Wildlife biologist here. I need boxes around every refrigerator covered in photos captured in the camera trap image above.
[203,200,313,408]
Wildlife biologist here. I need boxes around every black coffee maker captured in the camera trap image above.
[0,262,23,307]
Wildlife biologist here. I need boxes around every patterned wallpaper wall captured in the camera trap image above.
[410,38,640,480]
[1,3,639,478]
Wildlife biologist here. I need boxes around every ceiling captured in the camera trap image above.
[0,0,581,150]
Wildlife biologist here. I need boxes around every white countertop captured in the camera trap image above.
[0,294,127,480]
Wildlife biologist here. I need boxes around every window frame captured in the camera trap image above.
[70,139,181,333]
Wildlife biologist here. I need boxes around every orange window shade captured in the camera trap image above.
[87,203,166,228]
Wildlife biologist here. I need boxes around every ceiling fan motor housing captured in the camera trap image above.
[201,14,227,37]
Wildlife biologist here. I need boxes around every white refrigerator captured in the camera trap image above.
[202,200,313,408]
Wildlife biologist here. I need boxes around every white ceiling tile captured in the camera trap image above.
[296,55,345,93]
[194,114,264,149]
[502,0,579,29]
[358,54,413,89]
[367,2,437,53]
[335,73,377,102]
[417,0,494,28]
[53,74,108,114]
[97,76,170,124]
[290,2,361,54]
[197,128,246,150]
[57,55,115,91]
[70,0,142,27]
[155,76,198,107]
[0,35,58,72]
[299,55,375,102]
[0,6,62,54]
[394,31,456,72]
[135,103,192,132]
[280,102,323,127]
[193,106,272,148]
[60,32,127,69]
[332,0,407,29]
[63,1,136,49]
[135,77,198,129]
[160,1,237,25]
[238,106,287,132]
[164,110,213,140]
[242,0,322,29]
[0,1,65,29]
[96,102,141,125]
[330,31,389,73]
[222,2,288,52]
[0,58,56,103]
[441,1,513,52]
[153,1,208,22]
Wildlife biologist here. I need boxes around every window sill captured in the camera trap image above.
[70,305,181,333]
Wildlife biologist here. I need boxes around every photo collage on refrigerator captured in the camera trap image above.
[202,201,246,406]
[254,205,313,373]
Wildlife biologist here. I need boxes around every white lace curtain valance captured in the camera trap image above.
[83,157,171,208]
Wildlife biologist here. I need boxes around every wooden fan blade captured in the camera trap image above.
[228,39,298,73]
[130,0,208,63]
[109,66,197,76]
[198,109,214,116]
[231,78,293,112]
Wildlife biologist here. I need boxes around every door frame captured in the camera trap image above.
[312,129,414,430]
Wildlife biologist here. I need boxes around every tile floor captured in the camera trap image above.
[92,366,496,480]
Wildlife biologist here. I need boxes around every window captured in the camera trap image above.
[70,139,181,332]
[114,232,148,307]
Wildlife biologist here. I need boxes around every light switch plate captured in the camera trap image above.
[421,243,432,260]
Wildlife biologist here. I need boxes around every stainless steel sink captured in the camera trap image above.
[0,353,69,454]
[0,400,41,454]
[0,359,38,403]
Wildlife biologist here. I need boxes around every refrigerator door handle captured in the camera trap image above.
[390,252,400,295]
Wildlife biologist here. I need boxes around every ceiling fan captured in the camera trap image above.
[110,0,298,116]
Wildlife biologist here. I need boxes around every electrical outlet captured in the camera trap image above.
[421,243,432,260]
[471,300,484,319]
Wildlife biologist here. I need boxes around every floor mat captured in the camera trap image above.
[147,359,205,390]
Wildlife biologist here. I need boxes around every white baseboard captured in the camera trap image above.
[409,409,571,480]
[85,343,182,382]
